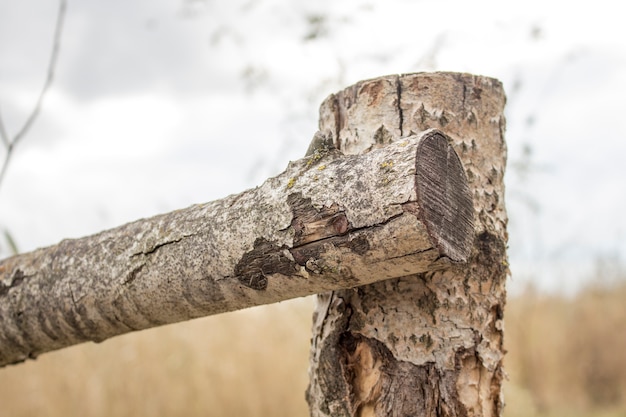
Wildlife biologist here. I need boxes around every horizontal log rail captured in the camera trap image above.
[0,128,473,367]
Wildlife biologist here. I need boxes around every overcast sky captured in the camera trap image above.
[1,0,625,294]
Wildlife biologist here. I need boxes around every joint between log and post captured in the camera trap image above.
[307,72,507,417]
[233,129,474,292]
[0,95,482,368]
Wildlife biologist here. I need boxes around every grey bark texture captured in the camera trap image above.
[0,128,473,368]
[306,72,508,417]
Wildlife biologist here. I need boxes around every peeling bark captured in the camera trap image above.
[0,128,472,368]
[307,72,508,417]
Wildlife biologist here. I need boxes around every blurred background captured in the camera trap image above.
[0,0,625,416]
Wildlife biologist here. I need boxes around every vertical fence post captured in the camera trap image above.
[306,72,508,417]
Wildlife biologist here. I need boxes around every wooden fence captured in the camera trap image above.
[0,72,508,417]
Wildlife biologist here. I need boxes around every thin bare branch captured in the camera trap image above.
[0,0,67,193]
[11,0,67,147]
[0,109,9,148]
[0,152,12,195]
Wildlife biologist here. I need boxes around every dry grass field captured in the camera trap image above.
[504,278,626,417]
[0,279,624,417]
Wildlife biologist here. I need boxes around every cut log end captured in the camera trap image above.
[415,130,474,262]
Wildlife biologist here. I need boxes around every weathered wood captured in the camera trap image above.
[0,128,472,368]
[306,72,508,417]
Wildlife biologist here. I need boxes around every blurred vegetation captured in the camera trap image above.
[505,271,626,417]
[0,272,625,417]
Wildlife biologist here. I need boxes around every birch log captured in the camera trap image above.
[306,72,508,417]
[0,129,473,368]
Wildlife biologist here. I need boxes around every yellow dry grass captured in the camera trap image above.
[0,297,315,417]
[504,280,626,417]
[0,281,624,417]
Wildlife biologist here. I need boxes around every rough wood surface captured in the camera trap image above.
[306,72,508,417]
[0,128,472,368]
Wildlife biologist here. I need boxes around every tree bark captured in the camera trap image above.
[0,128,473,368]
[306,72,508,417]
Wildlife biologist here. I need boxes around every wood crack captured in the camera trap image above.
[396,75,404,137]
